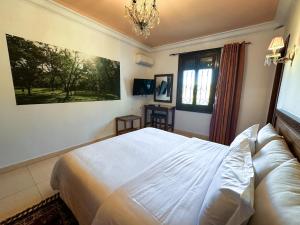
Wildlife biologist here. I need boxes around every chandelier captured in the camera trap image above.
[125,0,160,38]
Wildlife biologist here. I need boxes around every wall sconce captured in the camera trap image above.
[265,36,296,66]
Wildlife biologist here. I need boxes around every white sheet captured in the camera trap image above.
[51,128,189,225]
[51,128,229,225]
[91,138,230,225]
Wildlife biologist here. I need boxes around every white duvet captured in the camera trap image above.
[51,128,229,225]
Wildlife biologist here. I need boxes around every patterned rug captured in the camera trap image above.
[0,194,78,225]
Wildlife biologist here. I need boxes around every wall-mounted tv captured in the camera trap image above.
[133,79,154,96]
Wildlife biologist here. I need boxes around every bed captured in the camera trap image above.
[51,110,300,225]
[51,128,230,225]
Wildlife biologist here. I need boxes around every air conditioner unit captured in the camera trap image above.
[135,53,154,67]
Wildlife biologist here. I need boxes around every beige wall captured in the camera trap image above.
[0,0,151,168]
[150,30,277,136]
[277,0,300,120]
[0,0,283,168]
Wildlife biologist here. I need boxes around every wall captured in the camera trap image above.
[150,29,277,136]
[0,0,284,168]
[277,0,300,120]
[0,0,151,168]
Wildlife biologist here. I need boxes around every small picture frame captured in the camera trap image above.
[154,74,173,103]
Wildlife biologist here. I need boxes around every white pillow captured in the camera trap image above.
[249,159,300,225]
[253,139,294,186]
[231,124,259,155]
[199,139,255,225]
[256,123,282,152]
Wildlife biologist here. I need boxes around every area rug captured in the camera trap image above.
[0,194,78,225]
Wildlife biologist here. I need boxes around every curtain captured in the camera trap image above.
[209,42,246,145]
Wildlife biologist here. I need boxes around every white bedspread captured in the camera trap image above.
[51,128,189,225]
[91,138,230,225]
[51,128,229,225]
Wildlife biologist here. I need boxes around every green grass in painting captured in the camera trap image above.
[15,88,119,105]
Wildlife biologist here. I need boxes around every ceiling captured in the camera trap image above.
[53,0,279,47]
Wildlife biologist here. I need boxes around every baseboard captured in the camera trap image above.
[174,129,209,140]
[0,134,115,174]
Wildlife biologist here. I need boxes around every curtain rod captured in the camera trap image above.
[169,42,252,56]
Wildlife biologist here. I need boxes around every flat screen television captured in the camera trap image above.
[133,78,154,95]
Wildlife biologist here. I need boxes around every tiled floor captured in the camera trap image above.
[0,156,60,222]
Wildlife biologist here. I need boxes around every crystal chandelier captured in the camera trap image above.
[125,0,160,38]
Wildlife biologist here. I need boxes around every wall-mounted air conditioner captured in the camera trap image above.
[135,53,154,67]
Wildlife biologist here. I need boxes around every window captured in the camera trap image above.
[176,48,221,113]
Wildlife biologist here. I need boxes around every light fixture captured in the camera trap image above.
[268,36,285,53]
[125,0,160,38]
[265,36,296,66]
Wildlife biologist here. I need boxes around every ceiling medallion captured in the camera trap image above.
[125,0,160,38]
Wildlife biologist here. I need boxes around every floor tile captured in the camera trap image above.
[27,157,59,184]
[0,186,42,222]
[0,167,35,200]
[37,180,58,200]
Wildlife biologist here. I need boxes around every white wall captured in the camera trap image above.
[0,0,283,168]
[150,30,277,136]
[0,0,151,168]
[277,0,300,120]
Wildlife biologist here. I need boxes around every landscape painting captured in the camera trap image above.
[6,34,120,105]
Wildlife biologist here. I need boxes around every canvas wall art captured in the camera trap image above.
[6,34,120,105]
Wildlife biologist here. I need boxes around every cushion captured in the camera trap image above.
[249,159,300,225]
[253,139,294,186]
[231,124,259,155]
[256,123,282,152]
[199,139,255,225]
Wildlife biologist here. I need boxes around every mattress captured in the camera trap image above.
[51,128,229,225]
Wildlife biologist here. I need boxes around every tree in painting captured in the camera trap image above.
[6,34,120,105]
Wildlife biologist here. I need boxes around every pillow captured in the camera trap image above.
[253,139,294,186]
[249,159,300,225]
[256,123,282,152]
[231,124,259,155]
[199,139,255,225]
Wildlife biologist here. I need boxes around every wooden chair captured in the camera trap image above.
[151,112,168,130]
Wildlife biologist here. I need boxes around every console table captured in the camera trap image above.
[115,115,142,135]
[144,104,175,132]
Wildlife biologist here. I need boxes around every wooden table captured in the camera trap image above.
[144,104,175,131]
[115,115,142,135]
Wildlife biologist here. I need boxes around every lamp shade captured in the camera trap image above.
[268,36,285,51]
